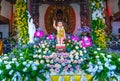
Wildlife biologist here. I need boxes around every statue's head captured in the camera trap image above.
[56,9,63,20]
[57,21,63,27]
[29,17,33,23]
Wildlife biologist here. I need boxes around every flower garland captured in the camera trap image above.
[91,0,106,49]
[14,0,29,44]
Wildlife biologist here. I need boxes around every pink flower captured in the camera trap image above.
[70,68,73,72]
[65,66,69,70]
[55,68,60,73]
[80,36,92,48]
[76,65,80,70]
[78,60,81,64]
[45,56,49,60]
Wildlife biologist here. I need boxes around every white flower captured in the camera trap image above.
[50,69,54,72]
[38,55,42,59]
[33,55,37,58]
[80,51,83,56]
[0,59,2,62]
[12,58,17,61]
[104,58,109,62]
[109,65,116,70]
[29,61,33,64]
[70,55,73,59]
[99,66,103,70]
[68,64,72,68]
[100,53,105,56]
[23,67,27,72]
[32,65,37,70]
[46,60,50,63]
[0,70,2,74]
[20,57,24,60]
[2,78,6,81]
[96,55,99,58]
[6,64,11,70]
[47,64,50,67]
[43,51,47,54]
[15,62,19,67]
[104,62,109,68]
[94,51,97,54]
[20,53,23,56]
[4,61,8,64]
[118,58,120,61]
[80,58,83,61]
[75,46,79,49]
[38,49,41,53]
[97,61,102,65]
[74,60,77,63]
[71,59,74,62]
[22,61,27,66]
[50,60,54,64]
[75,56,79,59]
[26,64,30,67]
[40,60,44,64]
[43,55,45,58]
[45,48,49,51]
[73,50,76,53]
[9,70,14,75]
[97,48,101,51]
[34,62,39,66]
[68,60,71,63]
[84,50,87,53]
[92,2,95,6]
[62,63,65,66]
[107,55,112,58]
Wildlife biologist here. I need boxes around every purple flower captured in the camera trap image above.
[71,35,79,41]
[55,68,60,73]
[45,56,49,60]
[58,59,63,63]
[47,34,56,40]
[76,65,80,70]
[34,30,44,37]
[70,68,74,72]
[65,66,69,70]
[49,65,55,69]
[78,60,81,64]
[79,26,91,34]
[64,59,68,63]
[80,36,92,48]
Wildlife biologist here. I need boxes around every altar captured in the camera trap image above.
[0,0,120,81]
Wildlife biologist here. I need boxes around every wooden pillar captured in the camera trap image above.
[29,0,39,28]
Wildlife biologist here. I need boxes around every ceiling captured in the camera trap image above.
[38,0,81,4]
[5,0,83,5]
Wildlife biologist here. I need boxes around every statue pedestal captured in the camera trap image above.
[56,44,66,52]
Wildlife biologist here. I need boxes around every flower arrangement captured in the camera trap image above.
[0,34,120,81]
[90,0,106,49]
[14,0,29,44]
[81,47,120,81]
[0,45,47,81]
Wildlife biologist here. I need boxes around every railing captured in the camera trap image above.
[106,40,120,50]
